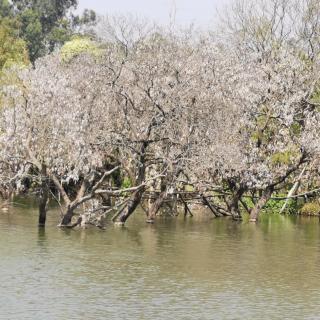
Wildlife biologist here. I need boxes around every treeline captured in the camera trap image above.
[0,0,96,67]
[1,0,320,228]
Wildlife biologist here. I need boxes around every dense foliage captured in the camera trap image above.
[0,17,29,70]
[0,0,96,63]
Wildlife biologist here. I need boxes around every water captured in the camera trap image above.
[1,204,320,319]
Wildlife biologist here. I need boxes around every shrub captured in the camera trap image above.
[60,37,103,62]
[300,202,320,216]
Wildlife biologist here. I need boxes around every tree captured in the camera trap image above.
[193,0,320,221]
[0,0,96,63]
[0,52,115,226]
[0,0,11,18]
[0,18,29,70]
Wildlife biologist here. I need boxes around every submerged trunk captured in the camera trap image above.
[201,195,220,217]
[182,196,193,217]
[280,165,307,214]
[249,186,274,222]
[38,165,49,227]
[0,190,12,212]
[170,194,178,216]
[146,190,167,223]
[230,198,241,220]
[115,188,145,225]
[226,189,245,220]
[115,142,147,225]
[38,186,49,227]
[59,206,74,227]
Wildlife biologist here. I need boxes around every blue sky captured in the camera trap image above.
[77,0,230,27]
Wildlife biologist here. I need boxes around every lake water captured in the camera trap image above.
[1,204,320,319]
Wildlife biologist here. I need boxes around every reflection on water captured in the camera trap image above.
[1,206,320,319]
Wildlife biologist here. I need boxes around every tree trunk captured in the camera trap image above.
[230,198,242,220]
[114,141,148,225]
[226,190,245,220]
[249,187,274,222]
[280,165,307,214]
[59,206,74,227]
[182,196,193,217]
[224,180,246,220]
[201,195,220,217]
[38,186,49,227]
[146,190,167,223]
[114,188,144,225]
[80,213,89,228]
[38,165,49,227]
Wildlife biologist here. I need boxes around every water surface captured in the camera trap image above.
[1,205,320,319]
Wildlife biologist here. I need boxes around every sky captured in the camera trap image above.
[77,0,231,27]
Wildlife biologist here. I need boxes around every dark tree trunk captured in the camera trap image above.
[115,188,145,225]
[146,190,167,223]
[201,195,220,217]
[225,189,245,220]
[230,197,241,220]
[38,165,49,227]
[249,186,274,222]
[38,187,49,227]
[115,142,148,225]
[224,179,247,220]
[114,141,149,225]
[59,206,74,227]
[182,197,193,217]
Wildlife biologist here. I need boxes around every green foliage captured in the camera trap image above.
[47,19,73,50]
[0,0,11,18]
[118,177,132,198]
[121,177,132,189]
[0,0,96,63]
[0,17,29,110]
[240,194,298,214]
[12,0,78,62]
[251,114,278,146]
[251,130,262,144]
[19,9,44,63]
[300,202,320,216]
[262,199,288,213]
[311,87,320,104]
[241,196,255,210]
[0,18,29,70]
[271,149,299,166]
[0,66,27,112]
[72,9,97,27]
[263,197,297,214]
[289,122,302,136]
[271,151,291,165]
[60,37,102,62]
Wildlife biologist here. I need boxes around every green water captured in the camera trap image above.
[1,205,320,319]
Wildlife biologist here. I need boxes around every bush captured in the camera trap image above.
[60,37,103,62]
[300,202,320,216]
[240,194,299,214]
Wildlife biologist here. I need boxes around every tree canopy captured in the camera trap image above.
[0,0,96,63]
[0,17,29,70]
